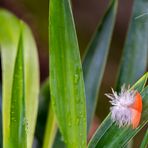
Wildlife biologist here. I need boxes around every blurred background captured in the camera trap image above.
[0,0,146,147]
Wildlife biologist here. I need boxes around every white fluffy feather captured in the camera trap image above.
[105,85,136,127]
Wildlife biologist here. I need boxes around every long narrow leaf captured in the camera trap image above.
[140,129,148,148]
[0,9,39,148]
[43,104,57,148]
[22,22,39,148]
[115,0,148,146]
[38,79,66,148]
[88,73,148,148]
[116,0,148,90]
[49,0,86,147]
[35,79,50,147]
[83,0,118,131]
[0,85,2,147]
[9,29,26,147]
[43,0,118,147]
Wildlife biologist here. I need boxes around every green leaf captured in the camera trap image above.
[0,85,2,148]
[43,0,118,147]
[0,9,39,148]
[88,73,148,148]
[43,0,117,146]
[115,0,148,146]
[35,79,50,147]
[82,0,118,132]
[43,103,57,148]
[9,28,26,148]
[22,22,39,148]
[38,79,64,148]
[116,0,148,90]
[49,0,86,147]
[140,129,148,148]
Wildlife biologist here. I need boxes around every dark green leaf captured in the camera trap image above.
[116,0,148,91]
[140,129,148,148]
[35,79,50,147]
[82,0,118,132]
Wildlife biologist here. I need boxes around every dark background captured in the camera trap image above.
[0,0,146,147]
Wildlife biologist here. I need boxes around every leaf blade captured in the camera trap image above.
[0,9,39,148]
[140,129,148,148]
[43,0,118,146]
[9,29,26,148]
[88,73,148,148]
[116,0,148,90]
[82,0,118,131]
[49,0,86,147]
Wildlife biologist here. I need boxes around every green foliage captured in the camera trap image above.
[0,0,147,147]
[49,0,87,147]
[116,0,148,89]
[9,29,26,148]
[42,1,118,147]
[88,73,148,148]
[140,129,148,148]
[88,0,148,146]
[0,9,39,148]
[83,0,117,132]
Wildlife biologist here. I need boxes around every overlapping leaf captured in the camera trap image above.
[83,0,118,131]
[88,73,148,148]
[0,9,39,148]
[88,0,148,146]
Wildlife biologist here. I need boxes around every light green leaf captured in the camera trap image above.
[9,28,26,148]
[0,9,39,148]
[22,22,39,148]
[82,0,118,132]
[49,0,86,147]
[43,103,57,148]
[0,85,2,147]
[88,73,148,148]
[39,79,65,148]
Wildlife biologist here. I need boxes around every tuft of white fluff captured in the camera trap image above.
[105,85,137,127]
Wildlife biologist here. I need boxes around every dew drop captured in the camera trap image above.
[76,118,80,125]
[82,140,85,146]
[79,111,82,116]
[83,117,86,122]
[80,133,82,137]
[74,74,79,84]
[61,136,64,142]
[68,121,72,127]
[23,118,29,133]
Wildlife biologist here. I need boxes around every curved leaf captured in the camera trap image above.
[43,0,118,147]
[88,73,148,148]
[49,0,86,147]
[0,9,39,148]
[35,79,50,147]
[82,0,118,131]
[116,0,148,90]
[9,28,26,148]
[43,103,57,148]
